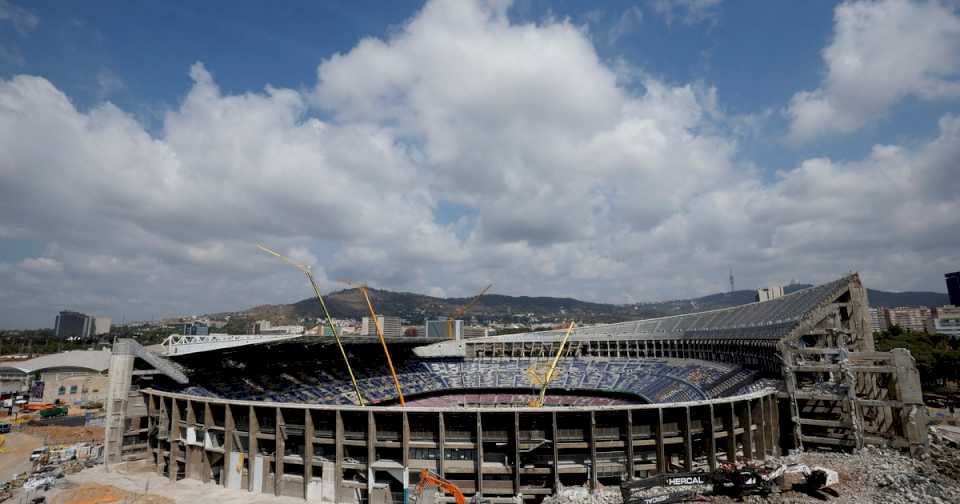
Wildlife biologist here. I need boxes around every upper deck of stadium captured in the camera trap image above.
[416,274,864,360]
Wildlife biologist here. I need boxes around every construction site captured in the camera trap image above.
[66,265,942,504]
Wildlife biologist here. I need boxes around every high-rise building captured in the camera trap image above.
[756,286,784,302]
[362,316,402,338]
[946,271,960,307]
[54,311,92,339]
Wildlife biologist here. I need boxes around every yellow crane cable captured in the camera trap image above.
[529,321,576,408]
[256,244,366,407]
[357,285,405,406]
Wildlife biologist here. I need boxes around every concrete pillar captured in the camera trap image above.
[105,345,135,467]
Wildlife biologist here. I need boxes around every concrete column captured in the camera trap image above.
[706,405,717,472]
[249,406,259,493]
[513,411,520,496]
[725,402,736,462]
[682,408,693,471]
[654,409,665,474]
[170,399,180,483]
[334,411,343,503]
[276,407,285,497]
[438,412,445,478]
[304,410,314,499]
[551,412,560,491]
[625,410,635,479]
[589,412,597,490]
[105,349,134,467]
[739,401,753,460]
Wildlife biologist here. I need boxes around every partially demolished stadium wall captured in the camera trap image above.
[778,276,928,454]
[140,388,779,503]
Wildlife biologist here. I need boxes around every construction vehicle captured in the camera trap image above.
[257,244,367,406]
[620,462,790,503]
[526,322,576,407]
[38,406,68,418]
[447,284,492,339]
[410,469,467,504]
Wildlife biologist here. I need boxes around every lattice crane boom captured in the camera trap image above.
[447,283,492,339]
[256,244,366,407]
[528,321,576,408]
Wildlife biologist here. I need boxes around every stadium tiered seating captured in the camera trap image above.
[178,355,758,406]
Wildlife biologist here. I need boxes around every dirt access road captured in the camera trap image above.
[0,431,42,481]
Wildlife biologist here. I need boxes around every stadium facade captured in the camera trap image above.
[105,274,927,503]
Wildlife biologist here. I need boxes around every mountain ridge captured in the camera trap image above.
[223,284,949,325]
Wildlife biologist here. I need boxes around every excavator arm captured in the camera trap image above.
[412,469,467,504]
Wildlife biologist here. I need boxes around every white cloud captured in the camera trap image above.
[786,0,960,144]
[96,68,125,99]
[0,0,957,328]
[608,6,644,44]
[650,0,722,26]
[0,0,38,35]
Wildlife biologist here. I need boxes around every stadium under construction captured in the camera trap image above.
[103,273,928,503]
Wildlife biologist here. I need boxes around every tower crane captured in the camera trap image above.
[527,321,576,408]
[447,283,492,339]
[256,244,366,407]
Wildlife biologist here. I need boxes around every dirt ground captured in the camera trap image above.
[0,431,42,481]
[43,462,311,504]
[50,482,173,504]
[19,425,104,444]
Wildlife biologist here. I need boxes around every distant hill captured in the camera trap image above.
[224,284,949,325]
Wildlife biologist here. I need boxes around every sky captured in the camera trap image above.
[1,0,959,328]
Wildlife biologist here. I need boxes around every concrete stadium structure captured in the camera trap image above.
[106,274,928,503]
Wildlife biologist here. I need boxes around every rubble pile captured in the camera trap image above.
[541,484,621,504]
[543,426,960,504]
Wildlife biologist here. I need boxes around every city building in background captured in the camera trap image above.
[54,311,93,339]
[947,271,960,307]
[181,322,209,336]
[933,305,960,338]
[361,315,402,338]
[425,319,461,339]
[93,317,112,336]
[253,320,304,335]
[462,326,490,339]
[869,307,889,333]
[756,286,785,302]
